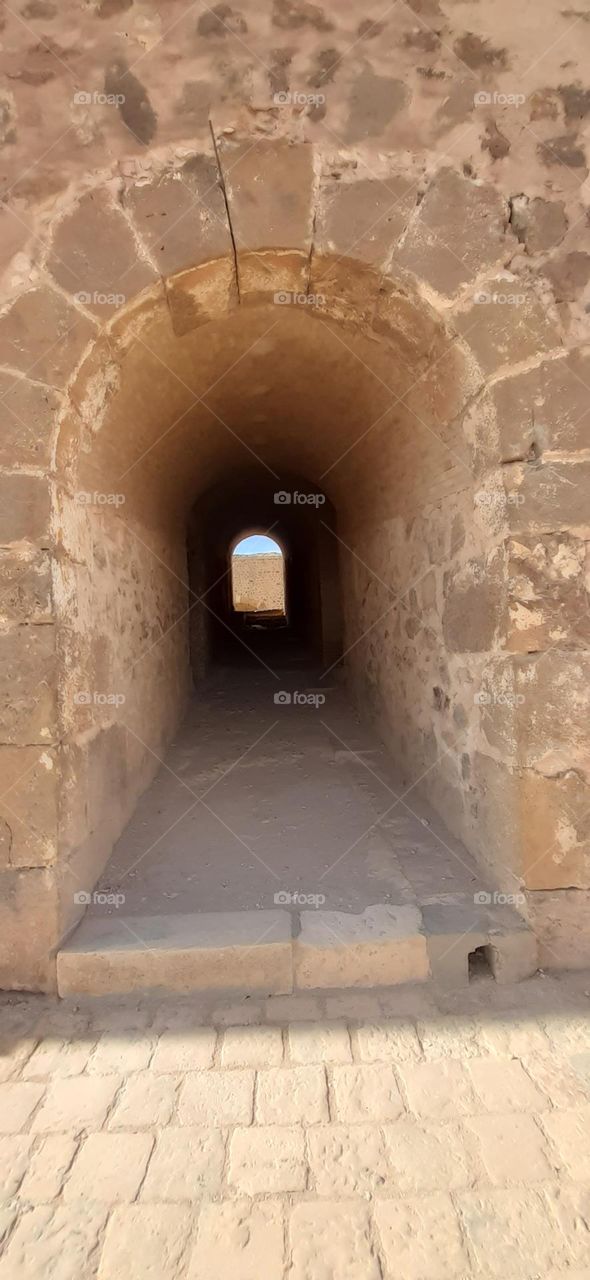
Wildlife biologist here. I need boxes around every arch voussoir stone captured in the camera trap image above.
[0,286,96,390]
[122,148,237,337]
[392,167,513,302]
[218,138,316,303]
[45,188,157,319]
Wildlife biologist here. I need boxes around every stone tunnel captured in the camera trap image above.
[0,6,588,992]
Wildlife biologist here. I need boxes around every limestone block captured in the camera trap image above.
[394,168,510,298]
[294,904,429,989]
[227,1125,306,1194]
[375,1194,469,1277]
[0,550,52,625]
[307,1124,390,1196]
[507,533,590,652]
[63,1131,153,1203]
[442,548,506,652]
[0,745,58,868]
[454,275,562,374]
[220,139,314,298]
[290,1202,380,1279]
[109,1074,178,1129]
[0,287,95,388]
[47,191,156,316]
[0,473,51,545]
[179,1070,254,1127]
[492,350,590,460]
[329,1064,405,1121]
[0,867,58,991]
[372,279,441,368]
[0,626,56,745]
[164,259,235,336]
[0,373,61,467]
[220,1024,283,1068]
[509,195,568,254]
[528,888,590,969]
[310,173,416,320]
[0,1206,108,1279]
[124,153,231,276]
[140,1128,225,1201]
[189,1200,284,1280]
[520,769,590,890]
[479,653,590,774]
[317,174,415,264]
[287,1021,352,1063]
[57,909,293,996]
[99,1205,191,1280]
[422,902,488,988]
[0,1081,43,1132]
[255,1065,329,1125]
[457,1188,571,1274]
[504,458,590,533]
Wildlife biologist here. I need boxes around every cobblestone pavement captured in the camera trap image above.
[0,970,589,1279]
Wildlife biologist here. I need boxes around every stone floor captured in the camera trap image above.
[1,968,589,1278]
[87,666,486,919]
[61,667,533,997]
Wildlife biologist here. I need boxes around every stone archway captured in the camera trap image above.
[0,140,587,990]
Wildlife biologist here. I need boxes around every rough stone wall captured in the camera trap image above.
[0,0,588,988]
[232,553,285,612]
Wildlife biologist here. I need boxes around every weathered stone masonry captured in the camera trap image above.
[231,553,285,612]
[0,0,588,989]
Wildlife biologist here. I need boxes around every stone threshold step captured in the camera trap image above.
[56,902,537,997]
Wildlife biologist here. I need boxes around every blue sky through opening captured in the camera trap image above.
[233,534,282,556]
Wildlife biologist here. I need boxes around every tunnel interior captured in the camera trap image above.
[55,277,503,939]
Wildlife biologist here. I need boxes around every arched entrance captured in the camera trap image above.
[1,141,581,992]
[51,256,531,994]
[231,532,285,614]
